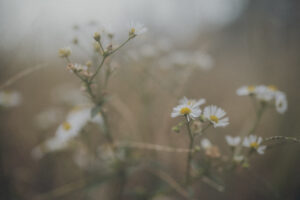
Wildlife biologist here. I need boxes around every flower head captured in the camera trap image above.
[128,22,147,37]
[225,135,241,146]
[0,91,22,107]
[58,47,71,58]
[236,85,256,96]
[179,96,206,107]
[243,135,266,154]
[201,138,220,158]
[203,105,229,128]
[237,84,288,114]
[275,92,288,114]
[32,105,104,159]
[171,100,202,121]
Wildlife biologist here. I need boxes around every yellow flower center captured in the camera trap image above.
[247,86,255,92]
[268,85,277,91]
[250,142,259,149]
[180,107,191,115]
[130,28,135,34]
[62,121,71,131]
[210,115,219,123]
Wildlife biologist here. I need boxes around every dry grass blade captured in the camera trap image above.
[0,63,48,90]
[115,141,194,153]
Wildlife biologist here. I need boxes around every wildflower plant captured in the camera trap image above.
[3,20,298,199]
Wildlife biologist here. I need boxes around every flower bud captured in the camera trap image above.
[93,32,101,42]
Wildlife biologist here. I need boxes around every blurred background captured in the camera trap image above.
[1,0,300,199]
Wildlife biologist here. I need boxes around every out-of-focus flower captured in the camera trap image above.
[58,47,71,58]
[0,91,22,107]
[171,99,202,121]
[93,32,101,42]
[201,138,212,149]
[201,138,220,158]
[236,85,256,96]
[203,105,229,128]
[233,155,244,162]
[32,105,104,159]
[237,85,288,114]
[243,135,266,155]
[275,92,288,114]
[225,135,241,147]
[179,96,206,108]
[67,63,92,77]
[255,85,275,102]
[128,22,147,37]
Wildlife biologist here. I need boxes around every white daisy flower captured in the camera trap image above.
[0,91,22,107]
[203,105,229,128]
[243,135,266,155]
[128,22,147,36]
[255,85,275,102]
[179,96,206,107]
[225,135,241,146]
[32,105,104,159]
[171,102,202,121]
[275,91,288,114]
[236,85,256,96]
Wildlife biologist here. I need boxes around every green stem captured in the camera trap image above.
[248,102,266,136]
[109,37,132,55]
[185,116,194,185]
[89,56,107,84]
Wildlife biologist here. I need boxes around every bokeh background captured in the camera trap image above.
[1,0,300,199]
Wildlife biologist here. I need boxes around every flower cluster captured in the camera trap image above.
[225,135,266,155]
[237,85,288,113]
[171,96,229,128]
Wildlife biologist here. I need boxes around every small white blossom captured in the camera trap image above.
[255,85,275,102]
[201,138,221,158]
[225,135,241,146]
[179,96,206,107]
[128,22,147,36]
[275,92,288,114]
[203,105,229,128]
[201,138,212,149]
[233,155,244,162]
[236,85,256,96]
[243,135,266,155]
[32,105,104,159]
[171,101,202,121]
[0,91,22,107]
[237,84,288,114]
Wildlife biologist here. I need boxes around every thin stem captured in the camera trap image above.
[248,102,266,136]
[100,109,114,145]
[109,37,132,55]
[234,102,266,156]
[185,116,194,185]
[89,56,107,84]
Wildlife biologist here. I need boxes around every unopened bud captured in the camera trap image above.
[93,32,101,42]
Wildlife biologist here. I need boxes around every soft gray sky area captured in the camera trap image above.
[0,0,247,56]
